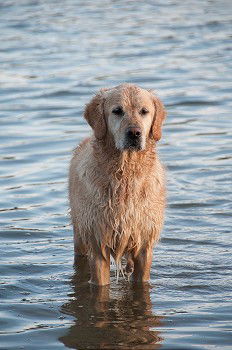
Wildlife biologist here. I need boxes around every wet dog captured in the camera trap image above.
[69,83,166,285]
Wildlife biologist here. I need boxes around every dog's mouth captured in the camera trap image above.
[123,139,143,151]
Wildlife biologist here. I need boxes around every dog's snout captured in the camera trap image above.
[126,127,142,139]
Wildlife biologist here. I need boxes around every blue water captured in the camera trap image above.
[0,1,231,349]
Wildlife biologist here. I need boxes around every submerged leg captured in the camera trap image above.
[125,254,134,281]
[73,231,90,280]
[89,247,110,286]
[73,225,88,259]
[74,254,90,281]
[132,245,153,282]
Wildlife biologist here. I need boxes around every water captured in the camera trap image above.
[0,0,231,349]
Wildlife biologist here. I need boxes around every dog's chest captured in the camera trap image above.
[107,176,160,222]
[83,156,165,230]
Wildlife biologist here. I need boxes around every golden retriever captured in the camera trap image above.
[69,83,166,285]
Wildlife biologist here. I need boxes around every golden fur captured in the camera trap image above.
[69,83,166,285]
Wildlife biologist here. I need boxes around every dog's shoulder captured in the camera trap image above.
[73,137,92,156]
[70,137,94,178]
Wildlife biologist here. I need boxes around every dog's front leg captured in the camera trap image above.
[132,245,154,283]
[89,246,110,286]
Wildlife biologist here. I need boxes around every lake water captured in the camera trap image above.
[0,1,231,349]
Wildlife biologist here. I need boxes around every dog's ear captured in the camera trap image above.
[150,92,166,141]
[84,89,108,139]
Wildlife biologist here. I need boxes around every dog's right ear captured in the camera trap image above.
[84,89,107,140]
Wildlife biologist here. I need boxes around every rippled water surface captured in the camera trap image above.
[0,1,232,349]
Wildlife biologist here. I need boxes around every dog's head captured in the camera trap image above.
[84,83,166,151]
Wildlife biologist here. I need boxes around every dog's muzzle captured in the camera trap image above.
[123,126,143,150]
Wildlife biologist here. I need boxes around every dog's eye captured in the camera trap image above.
[112,106,124,116]
[140,107,149,115]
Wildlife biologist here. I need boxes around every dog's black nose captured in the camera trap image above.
[126,127,142,140]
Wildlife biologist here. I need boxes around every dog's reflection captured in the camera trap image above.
[59,258,164,349]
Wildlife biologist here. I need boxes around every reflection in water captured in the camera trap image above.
[59,258,164,349]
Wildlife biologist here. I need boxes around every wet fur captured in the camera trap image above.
[69,84,166,285]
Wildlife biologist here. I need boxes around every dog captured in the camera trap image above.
[69,83,166,285]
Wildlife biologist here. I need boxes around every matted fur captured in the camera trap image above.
[69,83,166,285]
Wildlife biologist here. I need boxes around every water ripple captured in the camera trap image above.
[0,0,231,349]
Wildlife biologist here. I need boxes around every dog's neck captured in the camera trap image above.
[92,135,157,179]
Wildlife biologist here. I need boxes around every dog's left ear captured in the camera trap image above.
[149,92,166,141]
[84,89,108,140]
